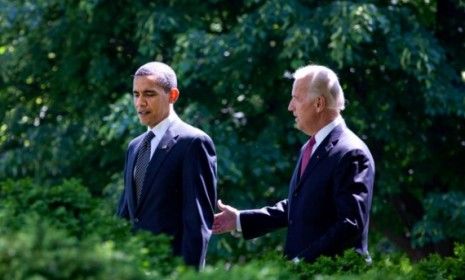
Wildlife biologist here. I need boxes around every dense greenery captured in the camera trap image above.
[0,179,182,279]
[1,0,464,278]
[1,179,464,279]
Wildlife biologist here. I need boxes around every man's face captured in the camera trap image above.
[133,75,171,128]
[288,77,318,135]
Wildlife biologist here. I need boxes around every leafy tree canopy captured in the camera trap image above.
[1,0,464,261]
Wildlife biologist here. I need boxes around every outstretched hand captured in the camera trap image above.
[212,200,238,234]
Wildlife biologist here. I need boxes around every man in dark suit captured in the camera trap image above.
[117,61,217,268]
[212,65,375,263]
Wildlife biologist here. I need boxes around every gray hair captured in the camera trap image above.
[293,65,345,111]
[134,62,177,92]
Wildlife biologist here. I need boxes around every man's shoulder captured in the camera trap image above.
[336,126,374,160]
[328,125,369,152]
[340,127,365,146]
[171,119,212,141]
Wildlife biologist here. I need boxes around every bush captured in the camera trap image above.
[1,178,464,279]
[0,216,145,279]
[0,179,184,279]
[0,178,95,236]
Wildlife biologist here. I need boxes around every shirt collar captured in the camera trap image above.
[313,115,343,147]
[147,110,177,137]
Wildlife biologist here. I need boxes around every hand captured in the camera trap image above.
[212,200,238,234]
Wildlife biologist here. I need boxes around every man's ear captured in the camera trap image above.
[169,88,179,104]
[315,96,326,112]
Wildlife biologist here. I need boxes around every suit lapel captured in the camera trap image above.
[136,122,179,212]
[293,124,344,193]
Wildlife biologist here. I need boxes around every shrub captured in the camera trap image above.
[0,215,145,279]
[1,178,464,279]
[0,179,183,279]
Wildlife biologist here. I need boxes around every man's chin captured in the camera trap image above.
[294,123,307,134]
[138,118,149,126]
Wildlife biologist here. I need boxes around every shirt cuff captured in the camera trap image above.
[236,211,242,232]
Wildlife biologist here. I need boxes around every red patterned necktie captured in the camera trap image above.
[300,136,316,177]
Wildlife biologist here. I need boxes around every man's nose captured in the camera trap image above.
[135,96,145,107]
[288,100,293,111]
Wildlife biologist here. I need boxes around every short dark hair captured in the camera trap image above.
[134,62,177,92]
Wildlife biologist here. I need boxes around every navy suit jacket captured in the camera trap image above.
[117,117,217,267]
[240,122,375,262]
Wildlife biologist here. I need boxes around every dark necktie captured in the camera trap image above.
[300,136,316,177]
[134,131,155,204]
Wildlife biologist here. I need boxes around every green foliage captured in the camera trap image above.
[187,247,465,280]
[0,179,184,279]
[0,217,145,280]
[408,244,465,279]
[0,178,464,278]
[288,250,370,278]
[0,178,95,236]
[1,0,465,266]
[412,192,465,246]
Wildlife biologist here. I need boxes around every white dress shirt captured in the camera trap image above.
[147,111,178,160]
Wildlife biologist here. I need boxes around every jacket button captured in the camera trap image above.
[134,218,139,223]
[293,193,297,197]
[289,220,293,225]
